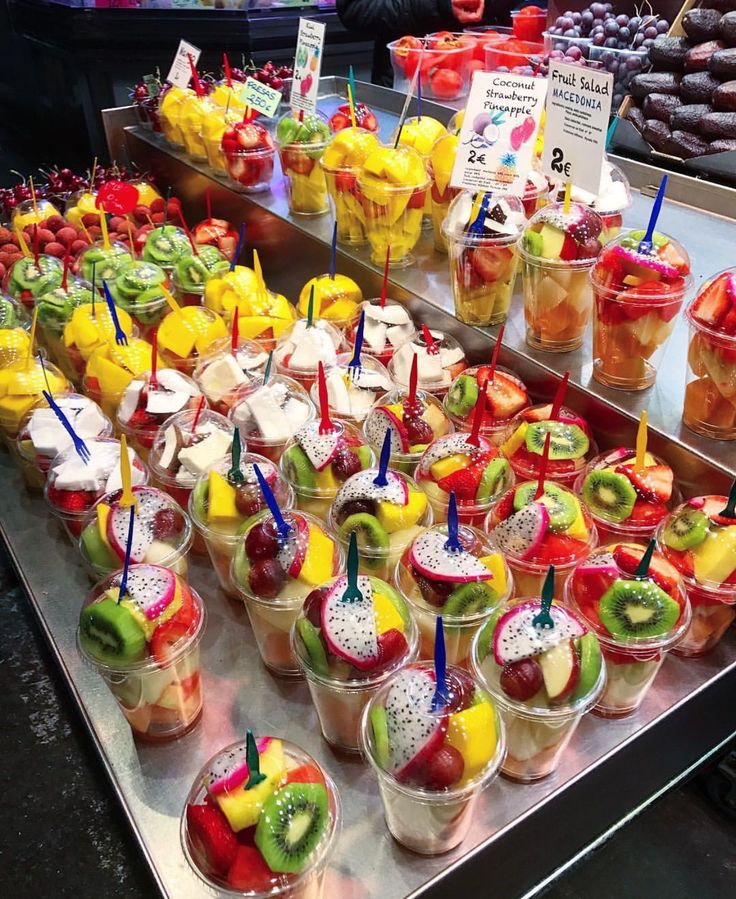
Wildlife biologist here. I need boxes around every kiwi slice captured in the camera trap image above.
[446,374,478,418]
[356,445,373,469]
[441,581,498,617]
[525,421,589,460]
[295,618,329,676]
[255,783,329,875]
[476,458,510,504]
[191,477,209,523]
[81,522,119,571]
[513,481,578,530]
[370,706,390,769]
[282,444,317,490]
[598,580,680,640]
[339,513,389,554]
[79,598,146,666]
[475,605,504,661]
[572,632,602,701]
[582,470,636,524]
[523,228,544,256]
[369,578,409,625]
[662,508,709,551]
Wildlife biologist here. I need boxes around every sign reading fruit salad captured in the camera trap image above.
[450,72,547,196]
[166,39,201,89]
[542,61,614,195]
[291,18,326,117]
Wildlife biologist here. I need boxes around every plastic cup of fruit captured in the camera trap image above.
[171,245,230,307]
[157,306,229,376]
[83,337,162,419]
[415,434,515,527]
[61,302,137,384]
[297,274,363,334]
[281,420,375,519]
[345,298,414,368]
[77,565,206,741]
[0,358,71,455]
[486,478,598,601]
[203,108,242,175]
[549,163,632,244]
[231,510,343,676]
[308,353,392,427]
[3,254,64,308]
[16,393,112,491]
[388,328,467,398]
[0,293,31,366]
[180,94,221,161]
[181,737,341,897]
[360,660,504,854]
[44,436,149,543]
[11,197,60,230]
[77,241,134,285]
[522,166,550,218]
[396,523,512,666]
[471,597,605,782]
[141,226,191,273]
[34,279,95,381]
[158,86,191,148]
[484,38,545,72]
[223,133,276,194]
[428,133,460,254]
[279,138,330,217]
[328,467,433,581]
[444,192,524,327]
[292,574,419,751]
[322,127,381,245]
[189,455,294,597]
[657,496,736,658]
[682,271,736,440]
[273,319,345,393]
[444,365,530,447]
[193,337,269,416]
[388,35,473,101]
[104,261,170,340]
[363,386,453,476]
[590,230,692,391]
[575,448,678,546]
[566,542,690,718]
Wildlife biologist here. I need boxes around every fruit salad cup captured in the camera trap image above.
[273,319,345,392]
[549,162,632,244]
[356,146,429,267]
[488,478,598,600]
[393,115,447,228]
[658,495,736,658]
[389,328,467,397]
[683,270,736,440]
[281,419,374,518]
[428,133,460,253]
[189,454,294,596]
[444,365,530,447]
[566,542,690,717]
[0,294,31,369]
[142,226,191,273]
[83,337,162,419]
[172,245,230,307]
[363,386,453,475]
[159,85,191,147]
[322,127,380,244]
[11,198,60,230]
[203,107,242,175]
[44,436,148,542]
[78,565,205,741]
[276,113,332,217]
[522,166,550,218]
[309,353,392,426]
[232,509,342,675]
[501,403,596,488]
[179,92,222,161]
[471,596,605,782]
[222,120,277,194]
[60,302,137,385]
[3,254,63,308]
[591,230,692,390]
[193,337,269,416]
[346,299,414,368]
[192,217,239,262]
[397,522,512,665]
[444,192,525,327]
[328,467,432,580]
[16,393,112,490]
[77,241,133,284]
[415,433,514,526]
[182,736,340,896]
[328,101,379,134]
[104,261,170,339]
[298,273,362,333]
[361,661,504,854]
[157,306,229,376]
[35,279,95,379]
[292,574,418,751]
[577,448,677,545]
[0,357,70,455]
[520,202,604,352]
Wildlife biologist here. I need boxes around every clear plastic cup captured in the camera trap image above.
[357,174,428,269]
[34,279,95,379]
[77,566,205,741]
[396,523,513,666]
[61,302,138,383]
[181,737,341,897]
[428,133,460,254]
[225,146,276,194]
[193,337,269,417]
[297,274,363,333]
[141,226,191,273]
[548,162,632,244]
[279,140,330,216]
[203,108,241,175]
[566,543,690,718]
[0,293,31,363]
[3,254,64,308]
[77,240,134,285]
[308,353,392,427]
[0,357,71,453]
[156,306,229,376]
[471,598,605,782]
[231,510,343,675]
[345,298,415,368]
[444,364,530,447]
[361,661,505,854]
[188,454,294,597]
[101,260,171,336]
[83,337,162,420]
[591,230,692,390]
[158,85,190,148]
[171,246,230,307]
[388,328,467,398]
[388,36,473,101]
[291,574,419,751]
[273,319,345,393]
[180,94,221,160]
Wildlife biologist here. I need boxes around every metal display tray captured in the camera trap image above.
[2,77,734,899]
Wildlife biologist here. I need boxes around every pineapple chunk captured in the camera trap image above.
[445,701,497,782]
[376,491,428,533]
[501,421,528,458]
[215,739,286,832]
[373,591,405,635]
[430,454,470,481]
[207,470,239,523]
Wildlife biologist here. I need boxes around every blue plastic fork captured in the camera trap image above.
[468,192,491,236]
[102,280,128,346]
[42,390,90,464]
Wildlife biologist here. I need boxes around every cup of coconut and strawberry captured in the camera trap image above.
[388,328,467,397]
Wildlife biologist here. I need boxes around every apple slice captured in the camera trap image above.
[538,639,579,701]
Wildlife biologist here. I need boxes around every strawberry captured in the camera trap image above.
[612,544,681,597]
[46,485,98,513]
[150,617,194,664]
[485,372,528,420]
[438,464,482,499]
[284,763,325,786]
[535,533,585,564]
[186,803,237,875]
[494,490,516,522]
[659,239,689,274]
[627,500,668,526]
[690,274,729,328]
[662,546,694,579]
[227,845,277,892]
[616,463,673,503]
[558,234,578,261]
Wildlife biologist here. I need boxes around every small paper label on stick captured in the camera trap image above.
[291,18,326,117]
[166,40,201,89]
[241,77,283,118]
[541,61,613,195]
[450,72,547,195]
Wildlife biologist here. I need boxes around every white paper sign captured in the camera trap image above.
[291,18,326,117]
[241,77,283,118]
[166,39,201,89]
[542,61,614,195]
[450,72,547,196]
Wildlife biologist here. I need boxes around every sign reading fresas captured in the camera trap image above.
[166,40,201,90]
[291,18,326,117]
[450,72,547,196]
[241,77,283,118]
[541,61,613,195]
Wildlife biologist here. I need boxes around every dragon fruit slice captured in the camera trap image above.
[118,565,176,622]
[320,575,379,670]
[408,528,495,583]
[385,667,447,782]
[205,736,272,795]
[610,244,679,280]
[276,514,309,577]
[492,502,549,560]
[365,407,408,454]
[107,487,168,562]
[576,551,618,580]
[420,432,490,470]
[334,469,408,512]
[493,600,586,665]
[296,421,341,472]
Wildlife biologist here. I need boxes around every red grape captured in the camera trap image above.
[337,498,376,523]
[235,486,265,518]
[332,448,362,481]
[444,669,476,713]
[404,414,433,446]
[499,658,543,702]
[420,745,465,789]
[245,521,279,561]
[248,559,285,598]
[375,629,408,671]
[303,588,328,627]
[152,508,185,540]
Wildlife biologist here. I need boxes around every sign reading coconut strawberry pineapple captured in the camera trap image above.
[291,18,326,118]
[542,62,614,195]
[450,72,547,196]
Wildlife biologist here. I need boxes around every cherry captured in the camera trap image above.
[152,508,185,540]
[404,414,433,446]
[337,498,376,524]
[376,628,408,671]
[332,448,362,481]
[419,745,465,789]
[269,76,284,91]
[499,658,543,702]
[245,521,279,561]
[248,559,285,599]
[303,587,328,627]
[235,485,265,518]
[444,669,476,713]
